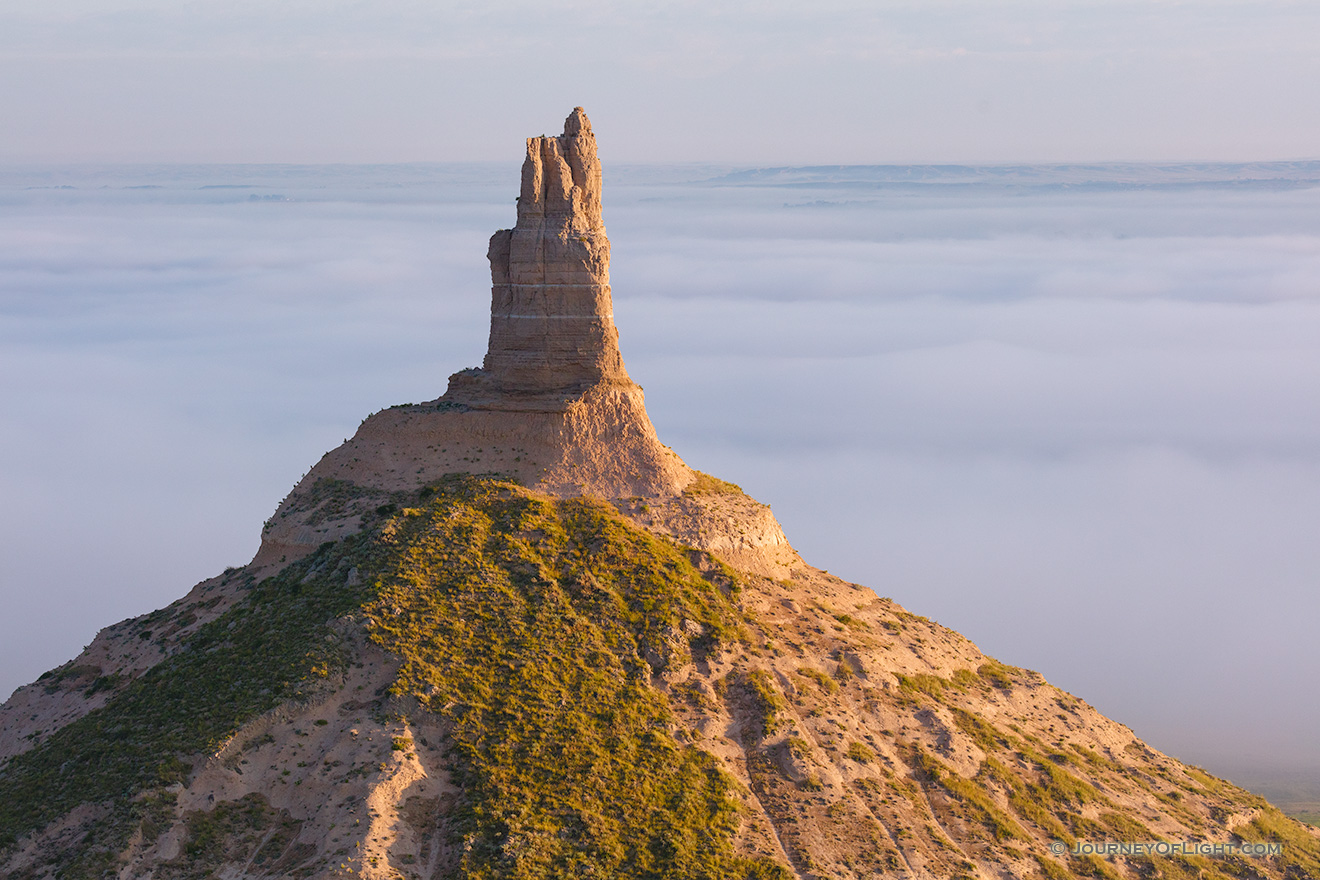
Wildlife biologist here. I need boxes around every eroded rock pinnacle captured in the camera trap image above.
[449,107,632,405]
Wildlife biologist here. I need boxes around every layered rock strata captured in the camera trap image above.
[446,107,632,407]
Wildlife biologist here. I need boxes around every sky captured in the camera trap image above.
[2,0,1319,798]
[2,1,1320,164]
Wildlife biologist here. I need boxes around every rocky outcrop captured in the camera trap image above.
[446,107,632,407]
[247,107,801,578]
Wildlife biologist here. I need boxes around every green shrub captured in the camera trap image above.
[977,661,1016,690]
[742,669,787,736]
[846,741,876,763]
[797,667,839,695]
[683,471,745,496]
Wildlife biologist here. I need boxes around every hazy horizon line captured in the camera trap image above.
[4,157,1320,171]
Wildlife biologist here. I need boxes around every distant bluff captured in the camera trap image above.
[2,109,1318,880]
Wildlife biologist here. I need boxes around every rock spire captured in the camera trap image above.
[232,108,728,518]
[447,107,633,407]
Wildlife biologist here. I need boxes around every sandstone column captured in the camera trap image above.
[477,107,634,400]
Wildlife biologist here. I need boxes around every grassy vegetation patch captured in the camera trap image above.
[977,661,1017,691]
[830,613,870,632]
[951,708,1007,753]
[795,667,838,696]
[1034,755,1104,810]
[365,477,790,880]
[1236,809,1320,878]
[906,744,1027,843]
[683,471,745,497]
[1096,811,1151,840]
[1,476,794,880]
[735,669,788,739]
[0,523,376,874]
[1066,744,1124,773]
[977,758,1072,841]
[896,673,951,700]
[845,741,876,764]
[1182,765,1233,797]
[894,667,985,705]
[1033,854,1074,880]
[170,793,308,878]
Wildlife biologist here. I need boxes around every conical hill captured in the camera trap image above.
[2,110,1317,880]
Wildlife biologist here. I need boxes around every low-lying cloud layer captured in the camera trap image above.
[2,163,1318,790]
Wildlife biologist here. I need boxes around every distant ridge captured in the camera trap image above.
[708,160,1320,190]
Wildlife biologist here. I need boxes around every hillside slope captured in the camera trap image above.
[2,476,1316,879]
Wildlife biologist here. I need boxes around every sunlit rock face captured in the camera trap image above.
[450,107,633,406]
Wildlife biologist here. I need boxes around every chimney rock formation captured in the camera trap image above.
[244,108,800,577]
[449,107,633,406]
